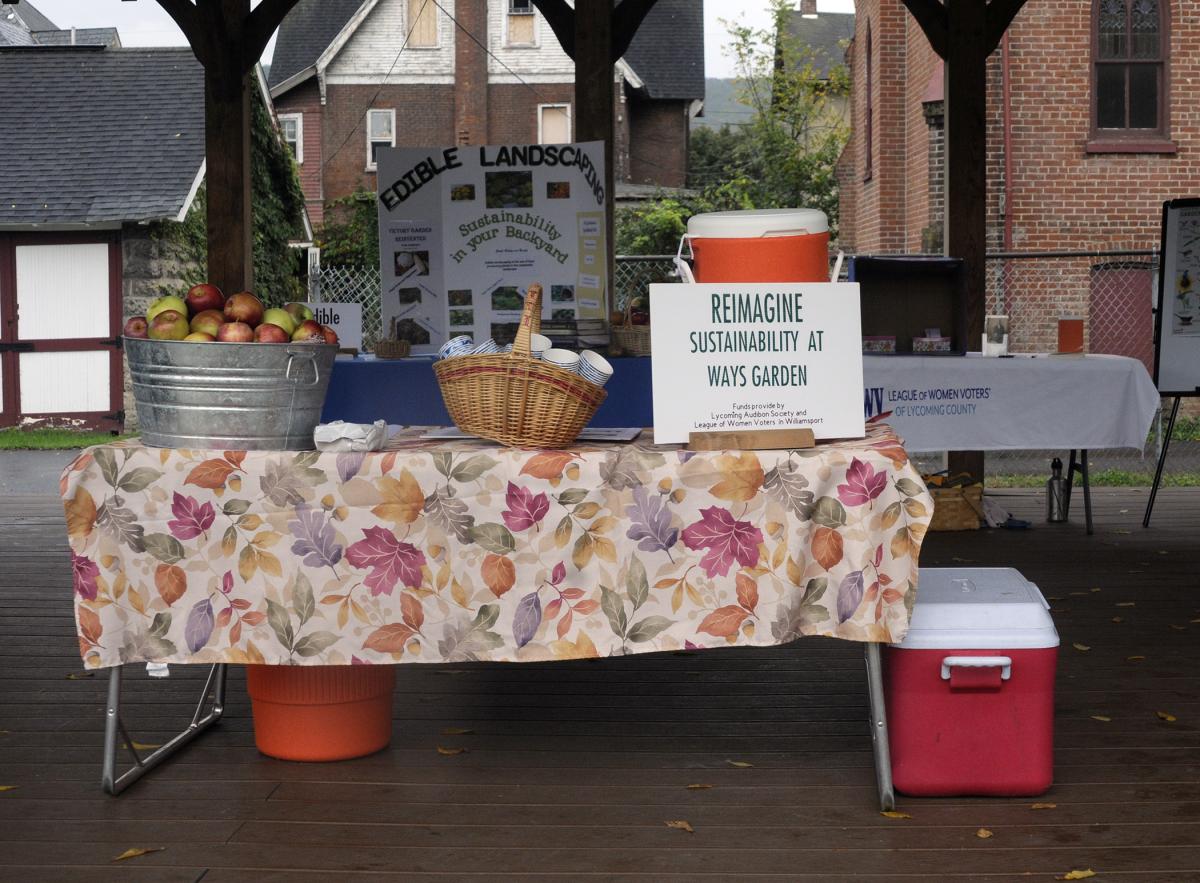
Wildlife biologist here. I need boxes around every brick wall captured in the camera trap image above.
[320,84,456,200]
[628,98,688,188]
[273,79,324,226]
[903,19,938,253]
[486,82,574,144]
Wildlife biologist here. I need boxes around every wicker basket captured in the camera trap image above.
[434,283,606,447]
[373,339,412,359]
[928,484,984,531]
[610,299,651,356]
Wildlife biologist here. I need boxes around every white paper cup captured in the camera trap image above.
[530,333,551,359]
[578,349,613,387]
[543,348,580,373]
[471,338,500,355]
[438,335,474,359]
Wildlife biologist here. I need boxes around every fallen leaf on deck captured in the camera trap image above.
[0,786,18,792]
[112,848,164,862]
[1115,602,1136,607]
[686,784,713,790]
[1090,715,1112,722]
[120,741,162,751]
[1126,655,1146,662]
[950,557,975,563]
[1113,529,1131,534]
[1090,587,1102,593]
[1031,803,1057,810]
[65,673,94,680]
[1057,871,1096,881]
[1191,618,1200,624]
[436,746,468,756]
[1069,591,1087,597]
[1157,711,1177,722]
[1073,643,1091,652]
[880,811,912,819]
[440,727,474,736]
[1170,624,1187,631]
[726,759,753,768]
[665,820,694,833]
[1111,617,1123,623]
[1046,596,1064,602]
[975,828,994,839]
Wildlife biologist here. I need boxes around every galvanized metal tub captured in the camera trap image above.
[125,337,337,450]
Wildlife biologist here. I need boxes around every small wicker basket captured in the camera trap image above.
[434,283,606,447]
[373,339,412,359]
[610,298,651,356]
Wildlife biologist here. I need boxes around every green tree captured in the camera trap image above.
[316,189,380,268]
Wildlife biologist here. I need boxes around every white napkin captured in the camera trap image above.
[313,420,388,452]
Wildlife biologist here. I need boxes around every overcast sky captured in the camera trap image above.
[25,0,856,78]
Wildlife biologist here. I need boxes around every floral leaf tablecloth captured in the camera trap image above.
[61,425,934,668]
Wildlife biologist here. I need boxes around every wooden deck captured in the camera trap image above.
[2,488,1199,881]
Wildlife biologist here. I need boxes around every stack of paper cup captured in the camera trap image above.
[471,338,501,355]
[578,350,613,388]
[438,336,474,359]
[543,348,580,373]
[530,334,551,359]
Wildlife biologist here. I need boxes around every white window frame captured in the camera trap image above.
[366,108,395,171]
[406,0,440,49]
[537,103,572,144]
[506,0,538,47]
[278,113,303,164]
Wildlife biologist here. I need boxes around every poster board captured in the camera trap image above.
[649,283,865,444]
[1154,197,1200,394]
[304,302,362,352]
[375,142,608,354]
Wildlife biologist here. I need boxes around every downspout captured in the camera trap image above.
[1001,32,1013,252]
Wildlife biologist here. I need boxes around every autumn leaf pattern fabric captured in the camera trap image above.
[62,425,933,668]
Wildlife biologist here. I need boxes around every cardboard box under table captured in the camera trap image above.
[884,568,1059,797]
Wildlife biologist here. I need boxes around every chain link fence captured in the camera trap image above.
[309,251,1191,483]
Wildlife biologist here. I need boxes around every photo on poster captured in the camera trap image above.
[394,251,429,277]
[1172,269,1200,334]
[392,318,432,344]
[395,287,423,305]
[449,309,474,327]
[485,171,533,209]
[491,286,523,312]
[552,308,576,320]
[551,285,575,303]
[448,289,473,306]
[451,184,476,202]
[547,181,571,199]
[491,322,520,344]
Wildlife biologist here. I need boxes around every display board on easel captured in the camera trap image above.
[1145,198,1198,525]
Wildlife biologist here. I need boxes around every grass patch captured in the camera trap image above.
[0,428,135,450]
[987,469,1200,488]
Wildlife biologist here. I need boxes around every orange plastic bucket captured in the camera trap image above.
[246,664,396,762]
[685,208,830,283]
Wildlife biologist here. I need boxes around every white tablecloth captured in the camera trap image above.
[862,354,1160,453]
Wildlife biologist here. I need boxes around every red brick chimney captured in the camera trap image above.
[455,0,488,145]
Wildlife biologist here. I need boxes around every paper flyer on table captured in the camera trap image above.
[376,142,608,355]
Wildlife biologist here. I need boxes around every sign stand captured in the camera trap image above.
[1144,198,1200,527]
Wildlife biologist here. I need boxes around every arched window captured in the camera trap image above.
[1092,0,1168,141]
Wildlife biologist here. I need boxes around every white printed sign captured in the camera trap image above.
[376,142,608,354]
[649,283,865,444]
[304,302,362,352]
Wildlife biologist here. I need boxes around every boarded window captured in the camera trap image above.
[539,105,570,144]
[407,0,437,47]
[508,0,535,45]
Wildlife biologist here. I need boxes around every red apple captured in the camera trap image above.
[148,309,190,340]
[184,331,216,342]
[254,323,290,343]
[291,319,325,342]
[284,302,314,324]
[224,291,264,327]
[123,316,149,339]
[216,321,254,342]
[321,325,339,346]
[184,282,224,317]
[190,309,224,337]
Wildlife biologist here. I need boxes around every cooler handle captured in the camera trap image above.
[674,235,696,283]
[941,656,1012,681]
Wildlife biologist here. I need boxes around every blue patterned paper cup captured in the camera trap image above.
[578,349,613,387]
[438,335,474,359]
[471,338,501,355]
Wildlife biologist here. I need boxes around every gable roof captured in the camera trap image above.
[0,47,206,227]
[622,0,704,101]
[2,0,56,33]
[783,10,854,80]
[0,18,34,45]
[31,27,122,48]
[268,0,364,91]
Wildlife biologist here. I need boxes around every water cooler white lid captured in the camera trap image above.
[895,567,1060,650]
[687,208,829,239]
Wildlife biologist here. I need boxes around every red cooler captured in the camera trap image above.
[884,568,1058,796]
[685,208,830,283]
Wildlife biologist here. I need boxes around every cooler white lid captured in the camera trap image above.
[687,208,829,239]
[895,567,1060,650]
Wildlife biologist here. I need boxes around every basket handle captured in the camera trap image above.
[512,283,543,358]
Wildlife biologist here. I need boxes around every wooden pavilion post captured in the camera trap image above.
[902,0,1026,479]
[153,0,301,296]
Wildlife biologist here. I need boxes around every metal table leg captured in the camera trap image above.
[102,663,228,795]
[1064,449,1094,535]
[864,643,895,811]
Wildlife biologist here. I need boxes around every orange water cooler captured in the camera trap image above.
[684,208,830,283]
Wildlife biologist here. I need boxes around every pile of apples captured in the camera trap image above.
[123,283,339,345]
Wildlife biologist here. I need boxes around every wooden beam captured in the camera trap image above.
[900,0,948,59]
[611,0,659,60]
[574,0,615,313]
[244,0,303,69]
[985,0,1027,55]
[531,0,575,58]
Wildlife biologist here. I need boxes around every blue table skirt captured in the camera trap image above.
[322,356,655,428]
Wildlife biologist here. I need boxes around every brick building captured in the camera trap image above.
[837,0,1191,354]
[269,0,705,227]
